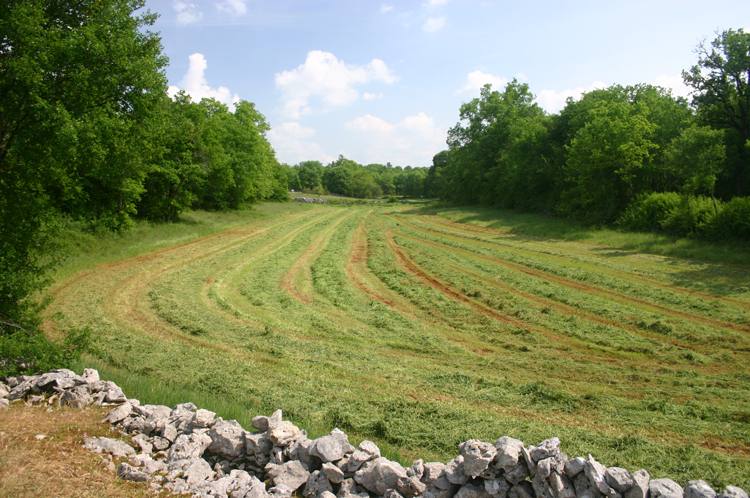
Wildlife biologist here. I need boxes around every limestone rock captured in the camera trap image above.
[460,439,497,478]
[686,481,717,498]
[486,477,511,498]
[445,456,469,485]
[354,457,408,496]
[422,462,446,486]
[167,433,212,470]
[624,470,650,498]
[183,458,215,485]
[252,415,270,431]
[650,479,684,498]
[82,368,100,383]
[309,429,355,463]
[565,457,586,478]
[267,460,311,493]
[494,436,524,469]
[247,432,273,457]
[61,386,93,408]
[322,462,345,484]
[209,419,247,458]
[347,440,381,472]
[607,468,634,493]
[191,408,217,428]
[584,455,615,497]
[104,401,133,424]
[84,437,136,458]
[6,375,40,401]
[117,462,149,482]
[269,420,302,447]
[718,487,749,498]
[397,476,427,497]
[508,482,535,498]
[408,459,424,480]
[304,470,334,498]
[550,471,577,498]
[530,438,561,462]
[384,490,405,498]
[503,459,530,485]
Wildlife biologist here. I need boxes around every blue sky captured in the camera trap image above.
[144,0,749,168]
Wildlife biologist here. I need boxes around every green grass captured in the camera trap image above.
[52,203,314,280]
[420,203,750,266]
[42,203,750,489]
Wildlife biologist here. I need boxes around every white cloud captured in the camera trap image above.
[173,1,202,25]
[380,4,394,13]
[363,92,383,100]
[267,124,334,165]
[423,16,445,32]
[425,0,450,5]
[167,53,240,109]
[345,112,444,165]
[535,81,607,114]
[456,70,509,94]
[216,0,247,15]
[652,74,691,99]
[275,51,398,119]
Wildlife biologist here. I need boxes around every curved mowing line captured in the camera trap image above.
[345,216,450,326]
[384,230,645,364]
[396,214,750,313]
[392,230,750,336]
[439,260,725,360]
[280,210,358,304]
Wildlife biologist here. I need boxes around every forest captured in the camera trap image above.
[425,28,750,243]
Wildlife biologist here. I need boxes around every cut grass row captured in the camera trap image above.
[41,203,750,489]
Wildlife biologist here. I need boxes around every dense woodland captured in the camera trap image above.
[424,29,750,242]
[1,0,749,371]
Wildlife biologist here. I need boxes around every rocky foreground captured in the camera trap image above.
[1,369,747,498]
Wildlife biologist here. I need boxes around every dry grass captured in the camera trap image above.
[0,402,155,498]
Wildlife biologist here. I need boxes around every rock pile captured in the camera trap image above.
[293,197,328,204]
[1,369,748,498]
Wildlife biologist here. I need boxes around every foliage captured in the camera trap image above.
[0,326,90,377]
[617,192,684,232]
[684,28,750,197]
[704,196,750,241]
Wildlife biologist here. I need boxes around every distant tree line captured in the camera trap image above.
[427,29,750,242]
[283,156,429,199]
[0,0,287,370]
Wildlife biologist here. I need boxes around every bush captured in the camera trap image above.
[0,326,91,377]
[704,197,750,241]
[661,195,718,237]
[617,192,682,232]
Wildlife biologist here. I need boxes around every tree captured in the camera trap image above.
[0,0,166,367]
[297,161,324,191]
[664,125,726,215]
[683,29,750,196]
[562,100,658,222]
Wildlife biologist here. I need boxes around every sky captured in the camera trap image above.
[143,0,750,168]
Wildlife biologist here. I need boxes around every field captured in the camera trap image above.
[42,203,750,488]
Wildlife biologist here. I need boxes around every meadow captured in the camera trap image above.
[42,202,750,488]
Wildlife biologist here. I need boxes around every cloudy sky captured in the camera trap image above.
[149,0,749,167]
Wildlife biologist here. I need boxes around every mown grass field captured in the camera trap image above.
[42,203,750,488]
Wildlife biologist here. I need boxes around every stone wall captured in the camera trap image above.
[1,369,747,498]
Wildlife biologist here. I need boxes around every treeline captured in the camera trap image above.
[428,29,750,241]
[0,0,286,370]
[283,156,429,199]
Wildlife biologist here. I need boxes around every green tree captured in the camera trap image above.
[562,100,658,222]
[297,161,324,191]
[0,0,165,366]
[683,29,750,196]
[664,125,726,215]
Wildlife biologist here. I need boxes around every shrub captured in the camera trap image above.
[0,326,91,377]
[704,197,750,241]
[661,195,718,237]
[617,192,682,232]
